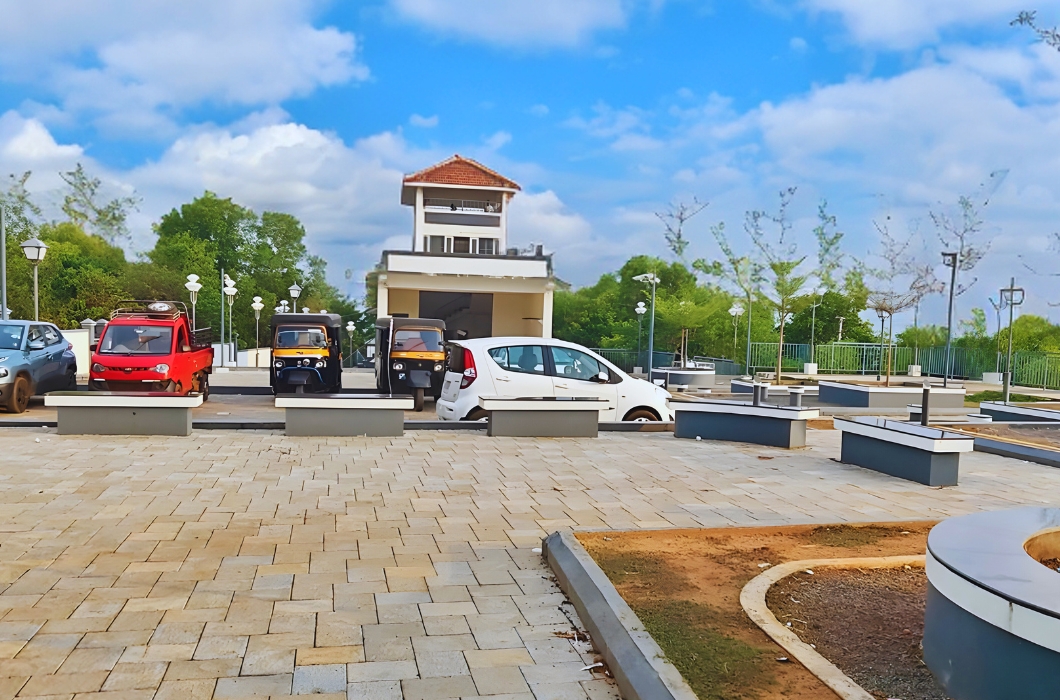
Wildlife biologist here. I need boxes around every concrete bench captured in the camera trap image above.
[730,379,819,397]
[834,417,973,486]
[979,400,1060,422]
[670,399,820,448]
[819,380,966,408]
[275,394,413,437]
[907,404,992,424]
[478,396,612,437]
[45,392,203,436]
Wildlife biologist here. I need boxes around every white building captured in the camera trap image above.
[376,155,555,339]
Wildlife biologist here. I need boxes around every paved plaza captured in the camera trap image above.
[0,427,1057,700]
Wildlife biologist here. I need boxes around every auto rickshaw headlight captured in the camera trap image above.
[392,362,404,371]
[300,358,311,367]
[274,360,284,369]
[315,360,324,368]
[434,363,443,372]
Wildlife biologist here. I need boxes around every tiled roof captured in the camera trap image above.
[403,154,521,190]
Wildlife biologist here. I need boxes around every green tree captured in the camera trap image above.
[59,164,140,244]
[785,291,874,344]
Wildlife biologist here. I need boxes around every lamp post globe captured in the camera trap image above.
[632,274,659,370]
[185,274,202,328]
[634,302,647,362]
[251,296,265,365]
[288,283,301,306]
[20,237,48,321]
[223,284,237,367]
[728,304,745,361]
[875,307,888,382]
[346,320,356,367]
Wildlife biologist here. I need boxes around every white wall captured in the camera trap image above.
[63,328,91,379]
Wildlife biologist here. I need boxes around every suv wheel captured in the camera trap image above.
[64,368,77,390]
[4,376,30,414]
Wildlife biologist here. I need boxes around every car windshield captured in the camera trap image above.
[0,324,24,350]
[276,325,328,348]
[99,325,173,354]
[393,329,443,352]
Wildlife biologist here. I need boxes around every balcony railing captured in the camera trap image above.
[424,198,502,214]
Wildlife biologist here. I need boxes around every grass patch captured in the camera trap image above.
[587,549,688,597]
[638,599,772,700]
[806,524,902,548]
[966,390,1052,404]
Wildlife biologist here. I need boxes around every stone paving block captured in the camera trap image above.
[153,679,216,700]
[291,663,346,694]
[415,650,470,677]
[214,673,293,698]
[295,646,364,665]
[101,662,168,691]
[56,647,124,674]
[20,671,110,696]
[344,680,401,700]
[470,665,532,695]
[344,661,418,683]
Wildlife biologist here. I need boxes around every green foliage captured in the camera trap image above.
[1010,314,1060,353]
[896,324,948,348]
[785,291,874,344]
[59,164,140,243]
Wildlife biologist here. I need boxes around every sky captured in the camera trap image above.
[1,0,1059,329]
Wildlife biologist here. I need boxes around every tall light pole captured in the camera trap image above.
[729,304,744,363]
[1,206,7,321]
[185,274,202,329]
[346,320,356,368]
[1000,278,1025,404]
[20,238,48,321]
[223,276,237,367]
[875,308,888,382]
[289,282,301,309]
[635,302,647,368]
[837,316,845,342]
[809,287,823,363]
[251,296,264,367]
[941,251,958,387]
[632,273,658,370]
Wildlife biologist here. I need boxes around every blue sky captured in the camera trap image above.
[1,0,1059,326]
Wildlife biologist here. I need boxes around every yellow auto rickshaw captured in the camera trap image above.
[270,313,343,394]
[375,317,446,411]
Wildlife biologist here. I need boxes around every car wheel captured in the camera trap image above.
[5,376,30,414]
[464,407,488,422]
[200,373,210,401]
[64,369,77,390]
[624,408,660,422]
[413,388,425,412]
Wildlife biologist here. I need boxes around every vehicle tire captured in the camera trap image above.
[4,376,30,414]
[64,369,77,390]
[200,373,210,401]
[464,407,488,422]
[173,381,184,395]
[624,408,660,422]
[295,385,305,395]
[413,387,425,412]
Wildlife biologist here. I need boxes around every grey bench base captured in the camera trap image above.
[674,411,806,448]
[487,410,598,437]
[284,408,404,437]
[57,406,193,436]
[840,432,958,486]
[820,383,965,408]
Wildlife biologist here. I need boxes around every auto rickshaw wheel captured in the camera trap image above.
[413,387,425,412]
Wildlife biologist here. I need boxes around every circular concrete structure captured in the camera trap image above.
[924,507,1060,699]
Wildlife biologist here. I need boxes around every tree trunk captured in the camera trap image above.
[886,316,894,387]
[776,313,785,384]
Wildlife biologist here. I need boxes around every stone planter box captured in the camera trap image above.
[730,379,819,396]
[819,380,965,408]
[671,399,819,449]
[979,400,1060,423]
[275,394,413,436]
[479,396,611,437]
[924,508,1060,699]
[834,417,973,486]
[46,392,203,436]
[650,368,715,392]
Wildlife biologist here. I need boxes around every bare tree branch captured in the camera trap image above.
[656,197,708,262]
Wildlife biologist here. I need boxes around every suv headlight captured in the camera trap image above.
[151,364,170,374]
[0,367,8,379]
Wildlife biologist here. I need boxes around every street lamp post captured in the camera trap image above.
[941,252,959,387]
[251,296,264,367]
[809,287,823,363]
[728,304,744,363]
[632,273,658,370]
[1,206,7,321]
[223,276,237,367]
[875,308,889,382]
[1000,278,1025,404]
[634,302,647,368]
[346,321,356,368]
[289,283,301,308]
[185,274,202,330]
[19,238,49,321]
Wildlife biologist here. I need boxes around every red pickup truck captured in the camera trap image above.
[89,301,214,398]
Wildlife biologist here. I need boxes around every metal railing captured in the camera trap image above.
[591,348,677,372]
[423,198,502,214]
[750,342,911,375]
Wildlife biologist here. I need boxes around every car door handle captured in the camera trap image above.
[555,382,570,388]
[496,376,511,382]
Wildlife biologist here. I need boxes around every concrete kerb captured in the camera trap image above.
[739,555,926,700]
[542,530,698,700]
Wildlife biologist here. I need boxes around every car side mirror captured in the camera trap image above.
[595,371,609,383]
[28,340,45,351]
[182,345,192,353]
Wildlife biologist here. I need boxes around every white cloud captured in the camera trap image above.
[389,0,629,47]
[789,36,808,52]
[0,1,367,136]
[802,0,1028,49]
[529,104,550,117]
[409,114,440,128]
[484,131,512,150]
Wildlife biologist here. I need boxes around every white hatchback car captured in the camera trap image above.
[436,337,673,422]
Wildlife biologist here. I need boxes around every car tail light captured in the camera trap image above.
[460,348,477,389]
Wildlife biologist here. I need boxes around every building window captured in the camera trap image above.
[478,238,495,255]
[427,235,445,253]
[453,237,471,254]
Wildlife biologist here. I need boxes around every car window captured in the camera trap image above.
[27,325,45,346]
[44,326,62,346]
[488,345,545,375]
[0,324,24,350]
[99,325,173,355]
[550,346,605,382]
